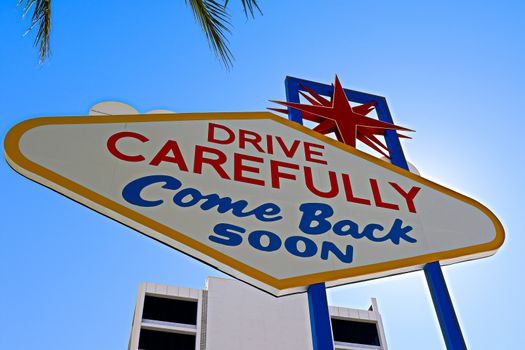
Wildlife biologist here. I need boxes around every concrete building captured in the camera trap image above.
[129,277,388,350]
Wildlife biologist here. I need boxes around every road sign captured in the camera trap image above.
[4,112,504,296]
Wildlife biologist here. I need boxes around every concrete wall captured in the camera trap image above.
[205,277,313,350]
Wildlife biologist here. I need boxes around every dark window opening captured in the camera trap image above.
[331,318,380,346]
[138,329,195,350]
[142,295,198,325]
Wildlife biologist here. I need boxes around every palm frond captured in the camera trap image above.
[186,0,233,68]
[224,0,262,18]
[18,0,51,63]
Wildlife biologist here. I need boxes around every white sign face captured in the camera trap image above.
[4,112,504,296]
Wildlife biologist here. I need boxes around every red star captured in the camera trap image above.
[269,76,413,158]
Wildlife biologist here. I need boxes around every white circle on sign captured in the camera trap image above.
[89,101,138,116]
[379,156,420,175]
[147,109,175,114]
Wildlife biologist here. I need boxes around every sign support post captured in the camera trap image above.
[424,262,467,349]
[284,76,467,350]
[307,283,335,350]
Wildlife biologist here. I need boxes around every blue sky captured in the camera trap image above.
[1,1,524,349]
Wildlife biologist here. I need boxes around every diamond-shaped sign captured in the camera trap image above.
[4,112,504,296]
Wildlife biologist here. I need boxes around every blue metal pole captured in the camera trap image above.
[308,283,335,350]
[285,77,334,350]
[424,262,467,349]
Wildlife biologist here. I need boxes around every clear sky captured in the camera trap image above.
[1,1,524,349]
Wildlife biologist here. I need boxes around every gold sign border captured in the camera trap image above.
[4,112,505,292]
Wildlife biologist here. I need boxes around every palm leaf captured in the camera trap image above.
[186,0,233,68]
[18,0,51,63]
[224,0,262,18]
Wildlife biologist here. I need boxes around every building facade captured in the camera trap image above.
[129,277,388,350]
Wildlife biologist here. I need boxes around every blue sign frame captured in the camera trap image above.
[284,76,467,350]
